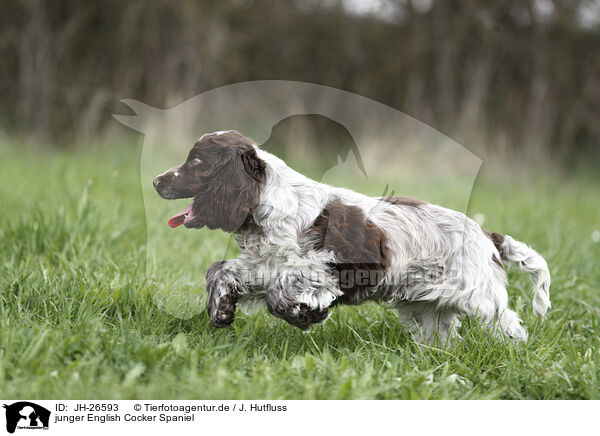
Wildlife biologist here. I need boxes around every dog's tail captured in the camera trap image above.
[499,235,551,317]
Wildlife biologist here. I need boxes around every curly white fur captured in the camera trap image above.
[207,142,551,346]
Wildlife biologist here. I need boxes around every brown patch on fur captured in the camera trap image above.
[382,195,426,207]
[482,228,506,268]
[492,254,503,268]
[482,228,505,253]
[307,199,391,305]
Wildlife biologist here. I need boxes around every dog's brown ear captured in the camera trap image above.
[191,148,265,232]
[241,148,266,183]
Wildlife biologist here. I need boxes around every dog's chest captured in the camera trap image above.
[235,232,289,266]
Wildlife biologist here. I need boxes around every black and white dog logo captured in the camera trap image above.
[3,402,50,433]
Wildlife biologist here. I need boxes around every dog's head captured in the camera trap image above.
[153,130,266,232]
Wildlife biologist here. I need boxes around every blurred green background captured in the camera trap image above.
[1,0,599,169]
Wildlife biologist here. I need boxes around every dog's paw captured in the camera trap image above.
[207,293,237,328]
[298,303,329,328]
[283,304,328,330]
[266,293,329,330]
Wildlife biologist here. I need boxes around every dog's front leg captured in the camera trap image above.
[205,260,245,328]
[265,267,339,330]
[266,285,329,330]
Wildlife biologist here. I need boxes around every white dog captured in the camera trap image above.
[153,130,551,345]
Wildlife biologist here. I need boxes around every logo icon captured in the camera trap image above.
[114,80,482,319]
[3,402,50,434]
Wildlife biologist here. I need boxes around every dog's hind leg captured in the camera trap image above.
[463,304,527,342]
[460,280,528,342]
[497,307,528,341]
[396,302,462,347]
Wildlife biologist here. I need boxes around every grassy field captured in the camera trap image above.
[1,137,599,399]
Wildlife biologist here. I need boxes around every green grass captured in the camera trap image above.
[1,137,599,399]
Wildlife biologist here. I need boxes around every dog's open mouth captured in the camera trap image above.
[168,203,194,228]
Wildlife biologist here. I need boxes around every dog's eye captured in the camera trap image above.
[189,158,203,166]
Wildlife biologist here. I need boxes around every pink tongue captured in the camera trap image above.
[168,204,193,228]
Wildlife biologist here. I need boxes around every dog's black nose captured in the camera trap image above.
[153,177,160,189]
